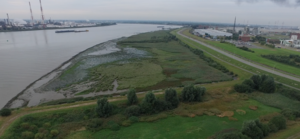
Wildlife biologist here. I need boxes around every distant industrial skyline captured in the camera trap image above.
[0,0,300,26]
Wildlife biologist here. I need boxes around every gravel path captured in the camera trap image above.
[178,29,300,84]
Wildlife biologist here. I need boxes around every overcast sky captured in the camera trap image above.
[1,0,300,26]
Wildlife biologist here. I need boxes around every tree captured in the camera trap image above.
[269,116,286,131]
[124,105,141,117]
[144,92,156,104]
[95,98,113,118]
[140,92,156,114]
[251,75,262,90]
[234,84,253,93]
[182,85,206,102]
[242,79,255,89]
[127,89,138,105]
[164,88,179,108]
[50,129,59,137]
[241,120,264,139]
[21,131,34,139]
[260,77,276,93]
[216,132,250,139]
[0,108,11,117]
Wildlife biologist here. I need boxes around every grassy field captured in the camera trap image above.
[86,30,232,93]
[66,99,279,139]
[177,29,300,89]
[185,29,300,76]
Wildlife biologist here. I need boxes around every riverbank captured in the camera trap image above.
[0,23,116,33]
[4,37,134,108]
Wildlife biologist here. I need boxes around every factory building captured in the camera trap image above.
[193,29,232,39]
[280,35,300,48]
[239,35,251,42]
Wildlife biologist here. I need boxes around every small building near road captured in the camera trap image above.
[239,35,251,42]
[290,33,300,40]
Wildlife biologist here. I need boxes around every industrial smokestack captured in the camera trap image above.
[39,0,45,25]
[29,2,34,26]
[6,13,10,25]
[233,17,236,33]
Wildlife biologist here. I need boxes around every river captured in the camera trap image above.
[0,24,180,108]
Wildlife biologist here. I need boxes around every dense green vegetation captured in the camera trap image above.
[0,109,11,117]
[234,75,276,94]
[262,54,300,68]
[1,85,205,139]
[238,46,255,53]
[215,117,286,139]
[86,30,232,93]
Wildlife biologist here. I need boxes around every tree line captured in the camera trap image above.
[214,116,286,139]
[238,46,255,53]
[95,85,206,119]
[262,54,300,68]
[234,75,276,94]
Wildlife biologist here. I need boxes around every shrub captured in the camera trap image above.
[234,84,253,93]
[95,98,113,118]
[251,75,262,90]
[43,122,51,128]
[281,109,300,120]
[261,124,270,137]
[182,85,206,102]
[86,118,103,132]
[34,133,44,139]
[260,77,275,93]
[129,116,139,123]
[124,105,141,117]
[108,121,120,131]
[0,108,11,116]
[21,131,34,139]
[216,132,250,139]
[153,99,171,112]
[242,79,255,89]
[127,88,138,105]
[164,88,179,108]
[50,129,59,136]
[269,116,286,131]
[140,101,153,114]
[241,120,264,139]
[144,92,156,104]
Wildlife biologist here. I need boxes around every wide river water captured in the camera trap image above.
[0,24,180,108]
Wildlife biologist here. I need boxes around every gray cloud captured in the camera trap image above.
[237,0,300,7]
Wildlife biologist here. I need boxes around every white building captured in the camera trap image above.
[193,29,232,39]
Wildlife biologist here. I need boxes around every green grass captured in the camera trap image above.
[185,29,300,76]
[86,31,232,93]
[66,99,279,139]
[175,29,300,90]
[251,93,300,110]
[91,60,166,90]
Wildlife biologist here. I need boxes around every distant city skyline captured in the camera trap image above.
[0,0,300,26]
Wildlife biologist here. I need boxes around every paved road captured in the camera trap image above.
[177,29,300,84]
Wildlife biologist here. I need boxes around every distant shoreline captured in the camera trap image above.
[0,23,116,33]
